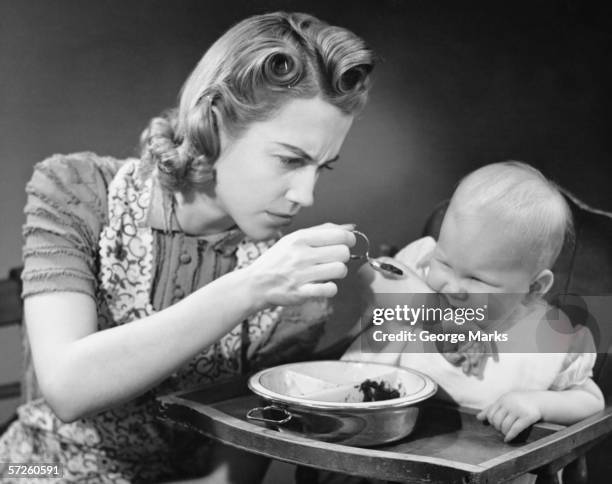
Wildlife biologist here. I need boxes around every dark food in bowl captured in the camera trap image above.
[358,379,400,402]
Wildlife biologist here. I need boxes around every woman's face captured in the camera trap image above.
[213,96,354,240]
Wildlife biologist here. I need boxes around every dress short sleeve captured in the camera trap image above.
[549,326,597,390]
[22,152,123,299]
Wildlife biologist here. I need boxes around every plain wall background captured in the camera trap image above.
[1,0,611,471]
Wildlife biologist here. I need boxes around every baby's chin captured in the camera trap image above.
[424,276,439,292]
[437,292,470,309]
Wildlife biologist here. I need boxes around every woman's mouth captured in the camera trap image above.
[265,211,294,225]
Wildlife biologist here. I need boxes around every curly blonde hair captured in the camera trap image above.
[140,11,375,192]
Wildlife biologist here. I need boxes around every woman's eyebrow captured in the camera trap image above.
[274,142,340,164]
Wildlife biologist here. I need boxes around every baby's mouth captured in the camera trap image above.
[438,293,469,309]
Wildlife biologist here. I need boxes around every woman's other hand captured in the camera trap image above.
[244,223,356,308]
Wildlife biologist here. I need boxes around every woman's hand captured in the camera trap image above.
[243,223,356,308]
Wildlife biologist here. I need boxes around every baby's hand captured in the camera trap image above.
[476,391,542,442]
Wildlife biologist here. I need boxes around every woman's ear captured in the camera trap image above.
[528,269,554,297]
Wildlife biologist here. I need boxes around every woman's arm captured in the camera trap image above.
[26,269,255,422]
[26,224,354,422]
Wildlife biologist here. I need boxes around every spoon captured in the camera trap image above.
[351,230,404,277]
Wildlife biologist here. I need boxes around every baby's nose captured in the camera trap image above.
[440,278,468,301]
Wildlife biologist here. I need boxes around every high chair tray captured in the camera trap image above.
[157,376,612,483]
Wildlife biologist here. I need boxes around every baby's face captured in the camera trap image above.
[426,204,537,323]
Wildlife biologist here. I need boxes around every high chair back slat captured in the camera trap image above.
[0,272,22,329]
[0,267,23,434]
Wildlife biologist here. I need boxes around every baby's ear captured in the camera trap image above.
[529,269,554,297]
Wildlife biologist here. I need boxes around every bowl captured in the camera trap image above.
[247,360,437,446]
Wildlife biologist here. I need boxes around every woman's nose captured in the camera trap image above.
[285,168,317,207]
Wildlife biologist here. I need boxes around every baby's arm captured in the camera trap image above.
[477,379,604,442]
[531,378,604,424]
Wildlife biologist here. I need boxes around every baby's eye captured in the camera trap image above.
[468,276,497,287]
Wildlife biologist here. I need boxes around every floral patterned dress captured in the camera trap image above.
[0,153,329,483]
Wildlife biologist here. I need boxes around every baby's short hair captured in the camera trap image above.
[451,161,573,270]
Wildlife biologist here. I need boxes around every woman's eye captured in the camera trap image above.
[279,157,306,168]
[318,163,335,171]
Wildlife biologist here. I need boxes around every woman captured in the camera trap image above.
[0,12,375,483]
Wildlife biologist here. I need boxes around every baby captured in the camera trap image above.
[344,161,604,443]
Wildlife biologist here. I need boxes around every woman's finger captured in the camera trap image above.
[298,226,356,247]
[307,244,351,264]
[302,261,349,283]
[298,281,338,299]
[310,222,357,232]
